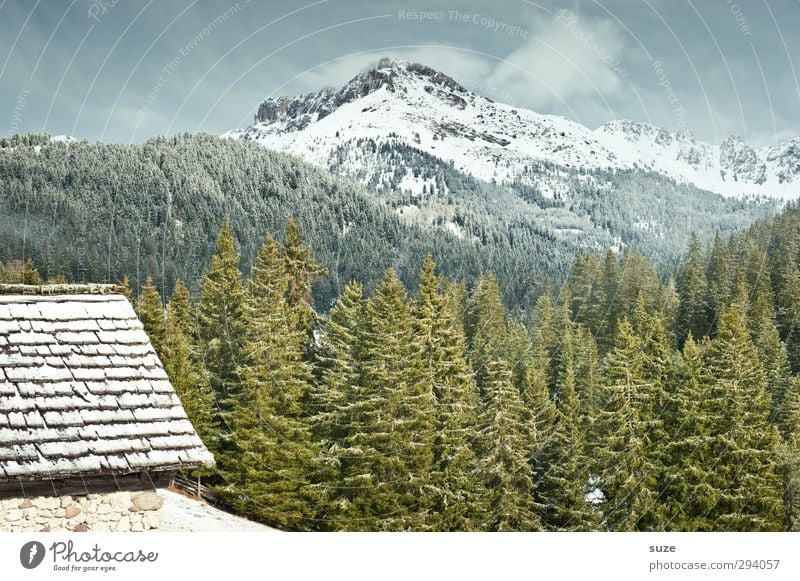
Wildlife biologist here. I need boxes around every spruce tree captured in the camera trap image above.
[337,269,435,531]
[282,219,327,335]
[662,334,726,530]
[467,273,508,391]
[196,222,247,412]
[312,281,367,525]
[633,294,675,484]
[136,275,165,358]
[22,258,42,285]
[163,295,218,459]
[477,358,541,531]
[167,279,193,337]
[222,234,321,530]
[704,301,785,531]
[596,317,661,530]
[676,233,710,343]
[784,378,800,531]
[414,256,483,530]
[706,231,732,323]
[118,275,133,302]
[536,328,599,531]
[591,249,619,352]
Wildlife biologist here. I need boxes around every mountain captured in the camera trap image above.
[225,58,799,200]
[0,133,599,311]
[0,133,776,314]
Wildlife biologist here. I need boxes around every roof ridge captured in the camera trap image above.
[0,283,123,296]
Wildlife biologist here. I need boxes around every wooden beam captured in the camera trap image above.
[0,471,173,499]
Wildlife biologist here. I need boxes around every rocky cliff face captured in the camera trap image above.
[720,136,767,184]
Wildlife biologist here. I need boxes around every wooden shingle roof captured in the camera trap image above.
[0,284,214,483]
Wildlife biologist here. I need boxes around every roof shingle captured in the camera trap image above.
[0,287,214,482]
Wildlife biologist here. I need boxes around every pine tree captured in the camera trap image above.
[22,258,42,285]
[704,301,785,531]
[784,378,800,531]
[467,274,508,392]
[312,281,367,525]
[135,275,165,358]
[282,219,328,335]
[337,269,435,531]
[596,317,661,530]
[414,256,483,530]
[662,334,727,530]
[676,233,710,343]
[477,358,541,531]
[196,222,247,413]
[536,326,599,530]
[221,234,321,530]
[163,294,218,460]
[591,249,619,352]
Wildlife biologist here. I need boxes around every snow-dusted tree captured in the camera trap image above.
[196,222,247,412]
[221,234,321,530]
[335,269,435,531]
[596,317,662,530]
[703,301,785,531]
[477,358,541,531]
[135,275,165,358]
[414,256,483,530]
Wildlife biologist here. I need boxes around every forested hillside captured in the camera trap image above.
[110,208,800,532]
[0,134,776,313]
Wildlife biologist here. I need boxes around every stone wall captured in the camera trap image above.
[0,490,164,532]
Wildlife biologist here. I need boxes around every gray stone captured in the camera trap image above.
[132,491,164,511]
[4,509,22,522]
[131,522,144,532]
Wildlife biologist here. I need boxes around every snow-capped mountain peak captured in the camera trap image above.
[225,58,800,199]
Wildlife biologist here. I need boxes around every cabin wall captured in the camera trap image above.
[0,490,164,532]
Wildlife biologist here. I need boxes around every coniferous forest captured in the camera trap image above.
[2,134,799,531]
[99,207,800,531]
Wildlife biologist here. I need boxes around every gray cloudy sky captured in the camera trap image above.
[1,0,798,146]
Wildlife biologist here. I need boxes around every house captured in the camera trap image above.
[0,284,214,532]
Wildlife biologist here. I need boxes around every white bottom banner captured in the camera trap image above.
[1,532,798,580]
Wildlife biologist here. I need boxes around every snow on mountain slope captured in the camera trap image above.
[224,58,800,200]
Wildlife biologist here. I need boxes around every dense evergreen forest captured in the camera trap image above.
[32,204,791,532]
[2,132,798,531]
[0,133,776,315]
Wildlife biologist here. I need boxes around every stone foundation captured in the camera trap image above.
[0,491,164,532]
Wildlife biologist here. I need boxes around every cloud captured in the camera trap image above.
[484,9,629,113]
[281,48,494,96]
[278,9,630,124]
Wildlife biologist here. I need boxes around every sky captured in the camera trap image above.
[1,0,798,147]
